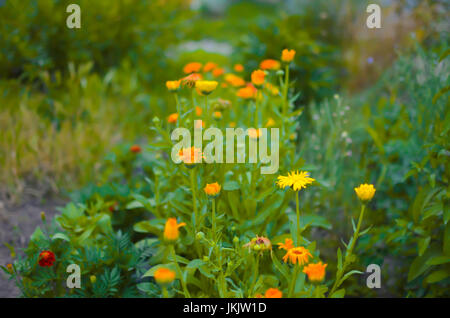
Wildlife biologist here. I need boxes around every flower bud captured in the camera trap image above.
[196,232,205,240]
[40,211,46,222]
[90,275,97,284]
[233,236,239,244]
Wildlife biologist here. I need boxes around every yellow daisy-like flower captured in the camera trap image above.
[282,246,312,265]
[303,261,327,283]
[281,49,296,63]
[276,170,315,191]
[163,218,186,241]
[277,238,294,251]
[354,184,376,202]
[204,182,221,197]
[154,267,176,285]
[166,80,181,92]
[195,80,218,95]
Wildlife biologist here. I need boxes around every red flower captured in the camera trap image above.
[38,250,56,267]
[130,145,142,153]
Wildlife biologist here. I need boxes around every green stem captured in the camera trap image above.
[287,265,299,298]
[190,168,198,231]
[254,93,259,127]
[174,93,180,128]
[170,245,191,298]
[282,64,290,136]
[162,286,169,298]
[249,254,260,296]
[295,191,301,246]
[211,199,216,240]
[191,89,196,125]
[347,204,366,256]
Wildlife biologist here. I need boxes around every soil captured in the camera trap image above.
[0,197,65,298]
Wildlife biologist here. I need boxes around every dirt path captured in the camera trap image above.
[0,198,65,298]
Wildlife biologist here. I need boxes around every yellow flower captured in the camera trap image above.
[303,262,327,283]
[166,80,181,92]
[167,113,179,124]
[260,59,281,70]
[251,69,266,86]
[154,267,176,285]
[265,288,282,298]
[354,184,376,202]
[163,218,186,241]
[203,62,217,73]
[90,275,97,284]
[234,64,244,72]
[195,80,218,95]
[282,246,312,265]
[178,146,203,166]
[265,118,276,127]
[281,49,296,63]
[213,111,222,120]
[277,238,294,251]
[276,170,315,191]
[204,182,221,197]
[183,62,202,74]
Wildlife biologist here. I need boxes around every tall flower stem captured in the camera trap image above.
[295,191,301,246]
[211,198,216,240]
[190,168,198,231]
[249,254,260,296]
[191,89,196,125]
[287,265,300,298]
[282,64,290,136]
[254,92,259,127]
[329,204,366,296]
[170,244,191,298]
[162,286,169,298]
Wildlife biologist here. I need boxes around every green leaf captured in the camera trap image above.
[418,237,431,256]
[330,289,345,298]
[425,270,450,284]
[408,246,440,282]
[52,233,70,242]
[223,181,240,191]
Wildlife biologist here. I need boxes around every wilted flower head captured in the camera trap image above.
[163,218,186,241]
[251,69,266,86]
[212,98,232,111]
[276,170,315,191]
[38,250,56,267]
[183,62,202,74]
[282,246,312,266]
[281,49,296,63]
[243,236,272,252]
[181,73,203,88]
[354,184,376,202]
[154,267,176,285]
[303,262,327,283]
[204,182,221,197]
[265,288,282,298]
[260,59,281,70]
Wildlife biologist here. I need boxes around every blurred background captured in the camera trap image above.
[0,0,448,297]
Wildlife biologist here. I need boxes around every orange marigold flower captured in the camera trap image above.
[260,59,281,70]
[203,62,217,73]
[163,218,186,241]
[178,146,203,166]
[251,69,266,86]
[265,288,282,298]
[204,182,221,197]
[183,62,202,74]
[225,74,246,87]
[130,144,142,153]
[236,84,257,99]
[213,67,225,77]
[38,250,56,267]
[166,80,181,92]
[167,113,179,124]
[277,238,294,251]
[281,49,296,63]
[154,267,176,285]
[253,293,264,298]
[234,64,244,72]
[213,111,222,119]
[181,73,203,88]
[229,122,236,128]
[303,262,327,283]
[195,106,202,116]
[282,246,312,266]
